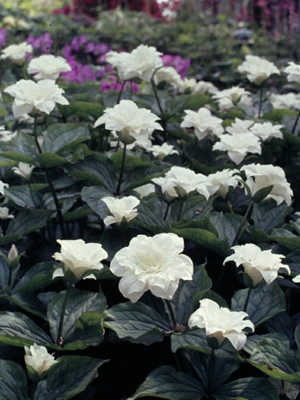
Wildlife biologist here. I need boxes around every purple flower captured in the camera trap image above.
[27,33,53,54]
[162,54,190,78]
[0,28,7,48]
[61,59,96,83]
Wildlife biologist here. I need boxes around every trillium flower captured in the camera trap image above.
[153,66,182,88]
[269,92,300,110]
[240,163,293,205]
[94,100,163,147]
[226,118,254,135]
[192,80,218,95]
[0,126,17,142]
[178,77,197,93]
[0,207,14,219]
[212,133,262,165]
[133,183,156,198]
[284,61,300,85]
[213,86,252,111]
[224,243,290,286]
[149,143,179,160]
[181,108,224,141]
[152,166,212,200]
[1,42,32,64]
[206,169,240,198]
[102,196,140,226]
[27,54,71,81]
[110,233,193,303]
[292,275,300,283]
[238,55,280,85]
[188,298,254,351]
[52,239,108,282]
[24,343,57,375]
[250,122,283,141]
[12,162,34,180]
[0,180,9,196]
[4,79,69,118]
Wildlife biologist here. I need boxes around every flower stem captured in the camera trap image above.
[151,78,163,114]
[164,299,177,330]
[33,117,66,238]
[243,287,252,312]
[292,108,300,135]
[232,199,254,246]
[207,348,215,395]
[116,80,127,104]
[258,86,263,118]
[56,284,71,346]
[177,197,184,221]
[115,143,127,195]
[163,201,170,220]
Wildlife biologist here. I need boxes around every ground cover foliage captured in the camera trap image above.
[0,3,299,400]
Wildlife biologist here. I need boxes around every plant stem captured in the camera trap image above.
[151,78,163,114]
[177,197,184,221]
[116,80,127,104]
[115,143,127,195]
[56,284,71,346]
[164,299,177,330]
[232,200,254,246]
[258,86,263,118]
[33,117,66,238]
[163,201,170,220]
[292,108,300,135]
[243,287,252,312]
[207,348,215,395]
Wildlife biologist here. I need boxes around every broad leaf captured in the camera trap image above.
[58,101,103,119]
[81,186,113,218]
[5,184,47,208]
[209,212,245,246]
[231,283,286,326]
[251,200,288,233]
[0,133,38,164]
[6,210,54,235]
[13,262,56,293]
[0,359,30,400]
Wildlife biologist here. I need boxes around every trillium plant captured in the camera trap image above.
[0,5,299,400]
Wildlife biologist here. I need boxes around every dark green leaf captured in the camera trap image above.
[251,185,274,203]
[110,151,151,169]
[5,184,47,208]
[13,262,54,293]
[81,186,113,218]
[0,134,38,164]
[251,200,289,233]
[6,210,54,235]
[4,292,46,318]
[36,152,68,168]
[209,212,245,246]
[0,359,30,400]
[58,101,103,119]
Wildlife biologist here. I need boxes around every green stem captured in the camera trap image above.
[164,299,177,330]
[151,78,163,114]
[258,86,263,118]
[231,200,254,246]
[243,287,252,312]
[116,80,127,104]
[177,197,184,221]
[115,143,127,195]
[33,117,66,238]
[207,348,215,395]
[56,284,71,346]
[163,201,170,220]
[292,108,300,135]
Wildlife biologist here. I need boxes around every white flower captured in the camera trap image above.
[94,100,163,147]
[224,243,290,286]
[0,180,9,195]
[102,196,140,227]
[284,62,300,85]
[250,122,283,141]
[188,298,254,351]
[12,162,34,180]
[181,108,224,141]
[0,126,17,142]
[192,81,218,95]
[226,118,254,135]
[134,183,156,198]
[240,163,293,205]
[27,55,71,81]
[153,66,182,88]
[52,239,108,281]
[152,166,212,200]
[178,77,197,93]
[1,42,32,64]
[4,79,69,118]
[269,377,300,400]
[107,45,163,82]
[110,233,193,303]
[213,87,252,111]
[292,275,300,283]
[238,55,280,85]
[0,207,14,219]
[207,169,240,198]
[212,133,262,165]
[24,343,57,375]
[269,93,300,110]
[149,143,179,160]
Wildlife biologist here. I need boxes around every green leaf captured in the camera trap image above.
[251,200,288,233]
[34,356,107,400]
[0,133,38,164]
[47,289,106,345]
[0,359,30,400]
[110,151,152,169]
[172,227,230,257]
[271,236,300,252]
[5,184,47,208]
[4,292,46,319]
[42,123,91,154]
[249,338,300,383]
[0,233,22,246]
[214,377,279,400]
[251,185,274,203]
[183,94,213,110]
[36,152,68,168]
[13,262,56,293]
[135,195,168,233]
[128,365,205,400]
[209,212,245,246]
[170,195,214,223]
[243,333,290,355]
[0,311,52,347]
[171,265,212,324]
[231,283,286,327]
[104,301,171,345]
[81,186,113,218]
[58,101,103,119]
[6,210,54,235]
